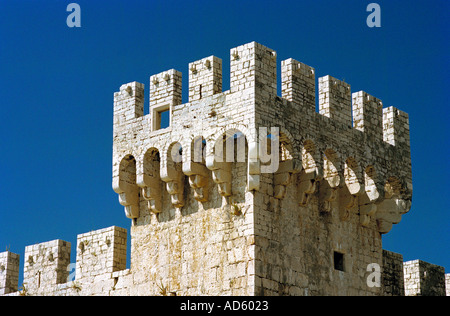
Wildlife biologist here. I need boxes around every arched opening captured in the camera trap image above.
[344,157,363,196]
[119,155,137,186]
[320,148,342,213]
[302,139,320,176]
[324,149,341,188]
[186,136,210,203]
[118,155,140,219]
[364,165,379,202]
[210,129,248,200]
[167,142,183,165]
[139,148,162,214]
[192,136,207,164]
[214,129,246,163]
[298,139,321,206]
[164,142,185,209]
[273,131,296,200]
[143,148,160,173]
[279,135,294,163]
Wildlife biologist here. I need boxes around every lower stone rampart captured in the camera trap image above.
[0,227,447,296]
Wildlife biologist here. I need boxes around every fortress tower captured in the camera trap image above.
[3,42,447,296]
[111,41,413,295]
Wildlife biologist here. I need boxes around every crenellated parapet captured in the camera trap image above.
[0,226,128,296]
[112,41,412,235]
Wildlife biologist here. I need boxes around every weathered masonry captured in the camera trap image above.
[1,42,447,296]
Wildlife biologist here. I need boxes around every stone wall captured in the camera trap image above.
[0,227,447,296]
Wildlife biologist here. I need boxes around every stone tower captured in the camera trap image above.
[111,41,413,295]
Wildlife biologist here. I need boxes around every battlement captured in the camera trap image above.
[24,239,71,293]
[352,91,384,141]
[113,42,411,156]
[113,82,145,127]
[382,251,448,296]
[281,58,315,113]
[113,41,409,145]
[76,226,127,281]
[189,56,222,102]
[403,259,447,296]
[319,75,352,127]
[0,226,128,296]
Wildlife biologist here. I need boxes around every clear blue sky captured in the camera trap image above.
[0,0,448,285]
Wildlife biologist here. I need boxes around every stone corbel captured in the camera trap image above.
[338,177,364,221]
[274,160,296,199]
[338,187,352,221]
[247,141,260,192]
[137,168,162,214]
[298,174,316,206]
[183,161,210,202]
[298,165,322,206]
[320,172,342,213]
[160,164,185,209]
[113,176,140,219]
[320,183,339,213]
[376,197,411,234]
[359,177,384,226]
[206,156,232,197]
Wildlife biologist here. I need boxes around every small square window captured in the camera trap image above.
[159,109,170,129]
[152,105,170,131]
[334,251,345,271]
